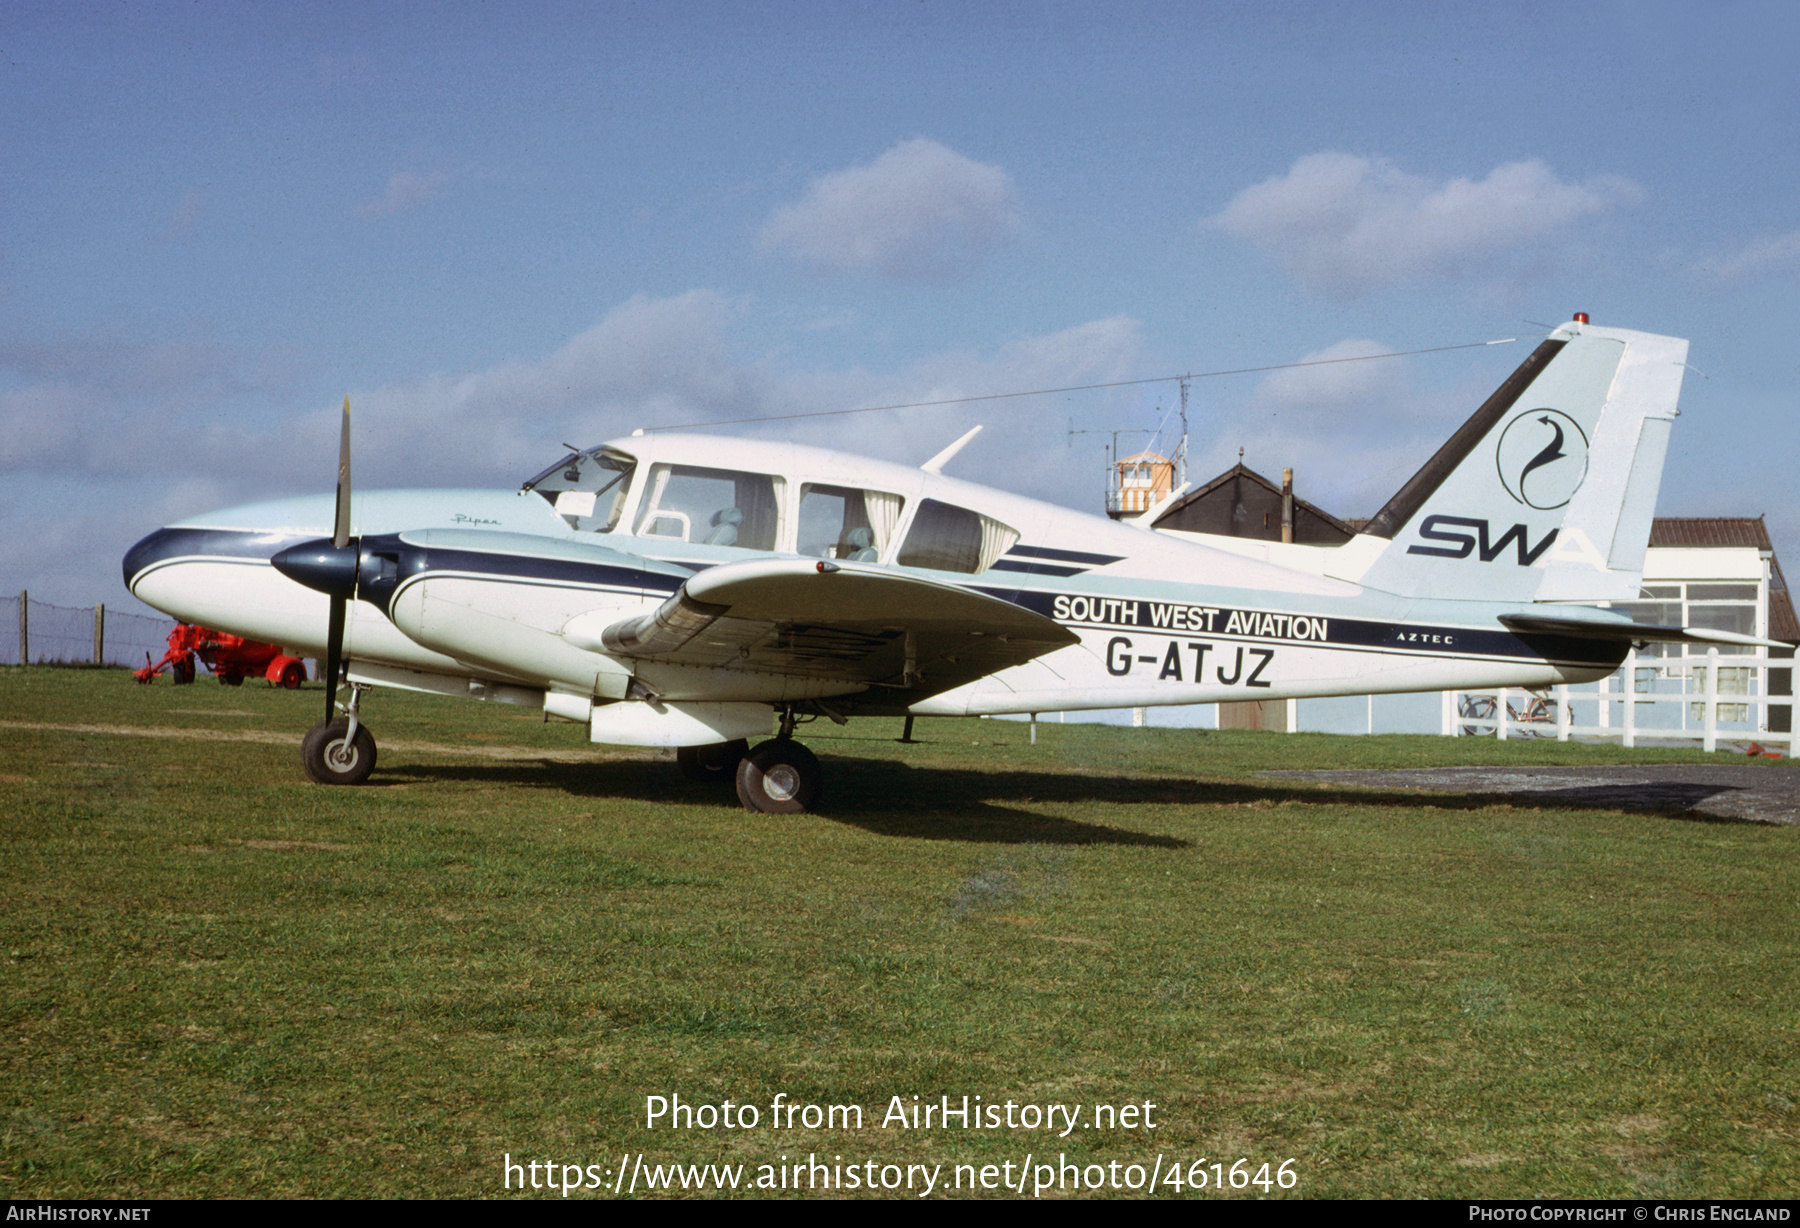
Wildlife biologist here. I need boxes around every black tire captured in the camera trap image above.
[302,718,377,786]
[735,740,822,814]
[676,739,750,783]
[170,656,195,685]
[278,662,306,690]
[220,673,243,686]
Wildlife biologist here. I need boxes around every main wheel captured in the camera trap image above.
[677,739,750,783]
[735,740,822,814]
[302,718,378,786]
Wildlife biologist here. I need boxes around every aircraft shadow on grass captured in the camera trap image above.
[382,753,1766,843]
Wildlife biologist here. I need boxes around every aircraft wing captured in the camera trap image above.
[1499,611,1788,649]
[563,558,1079,696]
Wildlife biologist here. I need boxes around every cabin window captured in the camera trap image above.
[798,485,905,561]
[635,464,782,551]
[896,499,1019,575]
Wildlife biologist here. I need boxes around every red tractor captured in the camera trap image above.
[134,623,309,689]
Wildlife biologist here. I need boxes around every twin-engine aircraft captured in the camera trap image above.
[124,317,1771,813]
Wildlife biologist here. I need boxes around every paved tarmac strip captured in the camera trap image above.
[0,719,652,763]
[1262,764,1800,825]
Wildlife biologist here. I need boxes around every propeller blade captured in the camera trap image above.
[325,396,352,721]
[333,395,352,549]
[323,594,345,725]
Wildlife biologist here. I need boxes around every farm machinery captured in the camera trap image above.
[134,623,309,688]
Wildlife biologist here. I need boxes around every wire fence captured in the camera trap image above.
[2,591,176,668]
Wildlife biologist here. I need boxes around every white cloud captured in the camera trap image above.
[759,138,1021,280]
[359,170,451,217]
[1245,338,1403,416]
[345,296,1144,507]
[768,316,1145,492]
[1211,153,1639,298]
[0,293,1150,605]
[1187,339,1473,516]
[337,290,764,485]
[1697,228,1800,281]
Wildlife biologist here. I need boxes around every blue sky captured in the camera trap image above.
[4,1,1796,611]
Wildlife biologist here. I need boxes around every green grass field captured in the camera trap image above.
[3,667,1796,1199]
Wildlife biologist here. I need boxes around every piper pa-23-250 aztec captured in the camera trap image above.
[123,315,1775,813]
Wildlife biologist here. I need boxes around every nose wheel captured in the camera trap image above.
[735,739,822,814]
[302,682,376,785]
[302,717,377,785]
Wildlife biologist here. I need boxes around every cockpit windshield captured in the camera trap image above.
[521,446,638,533]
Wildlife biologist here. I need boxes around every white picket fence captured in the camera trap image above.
[1448,646,1794,752]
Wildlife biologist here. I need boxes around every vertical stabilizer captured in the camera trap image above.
[1354,319,1688,603]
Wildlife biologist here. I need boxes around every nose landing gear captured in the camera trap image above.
[302,683,377,785]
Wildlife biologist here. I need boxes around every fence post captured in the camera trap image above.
[94,603,105,665]
[1623,647,1636,749]
[1497,687,1510,740]
[17,590,25,667]
[1755,649,1767,735]
[1555,682,1570,741]
[1704,646,1719,753]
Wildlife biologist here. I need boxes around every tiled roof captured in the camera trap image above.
[1771,590,1800,644]
[1159,463,1358,537]
[1648,518,1774,549]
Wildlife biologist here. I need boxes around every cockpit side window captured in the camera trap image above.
[896,499,1020,574]
[635,464,782,551]
[798,484,905,561]
[523,448,637,533]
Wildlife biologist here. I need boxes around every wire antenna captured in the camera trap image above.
[638,337,1517,433]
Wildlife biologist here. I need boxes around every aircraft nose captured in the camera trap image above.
[271,539,361,598]
[122,528,182,591]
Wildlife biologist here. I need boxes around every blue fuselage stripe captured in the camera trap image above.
[126,527,1621,671]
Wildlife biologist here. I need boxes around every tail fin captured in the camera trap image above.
[1354,317,1688,603]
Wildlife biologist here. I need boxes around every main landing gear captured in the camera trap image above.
[303,683,377,785]
[735,739,822,814]
[687,706,824,814]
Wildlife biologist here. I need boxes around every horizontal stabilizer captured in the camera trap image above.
[1498,611,1786,650]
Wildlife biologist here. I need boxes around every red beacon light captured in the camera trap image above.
[1574,312,1590,324]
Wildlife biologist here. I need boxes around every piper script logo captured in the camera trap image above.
[1496,409,1589,510]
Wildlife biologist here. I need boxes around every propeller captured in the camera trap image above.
[325,395,352,724]
[271,396,358,724]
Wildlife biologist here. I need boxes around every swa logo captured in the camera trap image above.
[1496,409,1589,510]
[1408,516,1558,565]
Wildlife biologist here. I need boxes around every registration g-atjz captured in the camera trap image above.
[1104,637,1274,687]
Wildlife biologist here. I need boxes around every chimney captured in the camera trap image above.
[1281,468,1294,544]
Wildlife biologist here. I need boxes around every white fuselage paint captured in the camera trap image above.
[126,434,1620,742]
